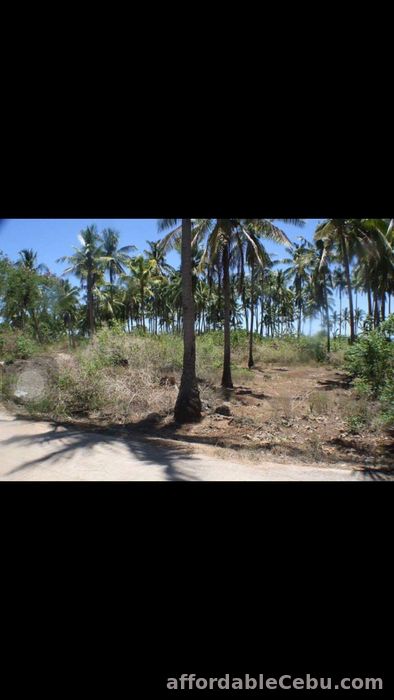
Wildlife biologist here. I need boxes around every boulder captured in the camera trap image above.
[3,357,58,404]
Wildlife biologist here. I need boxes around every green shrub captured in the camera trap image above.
[379,376,394,428]
[347,414,367,435]
[345,317,394,396]
[15,335,39,359]
[0,330,40,360]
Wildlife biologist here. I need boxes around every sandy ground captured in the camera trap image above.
[0,408,366,481]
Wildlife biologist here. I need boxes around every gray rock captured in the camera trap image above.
[3,357,58,404]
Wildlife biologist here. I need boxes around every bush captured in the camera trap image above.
[345,317,394,396]
[0,329,40,360]
[379,376,394,427]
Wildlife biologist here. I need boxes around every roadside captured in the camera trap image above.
[0,406,367,481]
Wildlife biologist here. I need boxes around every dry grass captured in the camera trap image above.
[8,328,390,470]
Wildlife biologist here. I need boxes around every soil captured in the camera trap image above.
[150,364,394,471]
[5,359,394,476]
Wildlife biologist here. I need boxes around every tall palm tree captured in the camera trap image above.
[314,219,357,343]
[56,279,80,346]
[101,229,135,313]
[58,225,105,335]
[332,267,346,336]
[282,237,315,338]
[242,234,272,367]
[127,256,156,329]
[158,219,201,422]
[17,249,49,275]
[12,249,50,340]
[311,240,333,353]
[189,219,303,386]
[144,240,175,333]
[354,218,394,326]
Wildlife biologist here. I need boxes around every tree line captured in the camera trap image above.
[1,218,393,421]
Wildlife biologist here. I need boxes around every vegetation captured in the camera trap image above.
[1,219,394,435]
[345,315,394,427]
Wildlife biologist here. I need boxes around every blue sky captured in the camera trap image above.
[0,218,320,273]
[0,218,362,334]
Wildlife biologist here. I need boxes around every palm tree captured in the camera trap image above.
[331,310,339,338]
[342,308,350,336]
[58,225,105,335]
[12,249,50,340]
[56,279,80,346]
[233,228,272,368]
[283,238,315,338]
[315,219,378,343]
[158,219,201,422]
[354,219,394,326]
[332,267,346,336]
[354,307,365,331]
[144,240,175,333]
[17,249,49,275]
[127,256,157,330]
[311,240,333,353]
[315,219,358,343]
[190,219,303,386]
[101,229,135,312]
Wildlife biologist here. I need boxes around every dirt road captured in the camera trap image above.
[0,408,367,481]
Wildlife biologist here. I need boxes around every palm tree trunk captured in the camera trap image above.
[340,231,355,342]
[339,288,342,336]
[367,285,372,318]
[242,290,249,333]
[324,275,330,354]
[87,271,95,335]
[221,242,233,388]
[174,219,201,423]
[141,281,145,330]
[260,298,264,338]
[297,299,302,338]
[31,308,42,343]
[248,260,255,369]
[110,267,115,313]
[67,317,76,348]
[373,289,380,327]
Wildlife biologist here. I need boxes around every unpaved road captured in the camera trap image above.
[0,409,366,481]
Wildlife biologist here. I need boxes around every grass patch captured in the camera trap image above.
[2,329,345,425]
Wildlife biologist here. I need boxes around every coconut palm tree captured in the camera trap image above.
[55,279,80,346]
[101,229,135,311]
[311,240,333,353]
[342,308,350,337]
[158,219,201,423]
[332,267,346,336]
[282,238,315,338]
[58,225,105,335]
[189,219,303,386]
[17,249,49,275]
[314,219,360,343]
[354,218,394,325]
[126,256,157,330]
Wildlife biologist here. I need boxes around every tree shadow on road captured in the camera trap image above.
[1,415,201,481]
[356,465,394,481]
